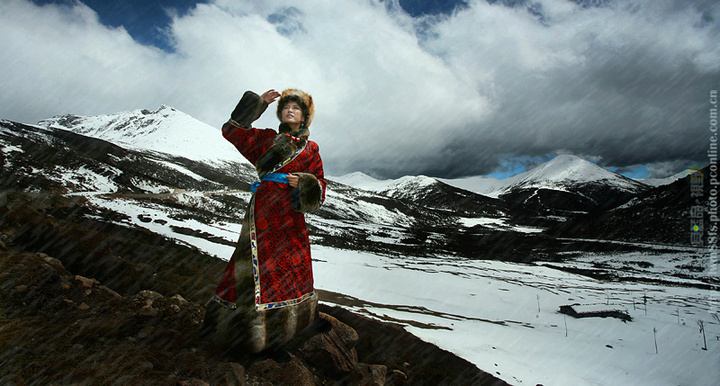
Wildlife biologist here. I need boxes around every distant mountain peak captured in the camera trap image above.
[38,106,245,166]
[522,155,606,181]
[140,105,177,115]
[494,154,651,213]
[332,172,386,190]
[640,169,694,187]
[510,154,647,193]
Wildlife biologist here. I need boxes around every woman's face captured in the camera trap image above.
[281,102,304,126]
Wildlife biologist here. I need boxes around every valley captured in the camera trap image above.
[0,108,717,385]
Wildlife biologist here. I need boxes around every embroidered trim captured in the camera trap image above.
[257,291,316,311]
[267,143,306,175]
[249,195,261,308]
[211,294,238,309]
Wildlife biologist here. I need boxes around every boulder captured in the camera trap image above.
[74,275,99,288]
[359,363,388,385]
[173,350,210,380]
[248,354,315,385]
[210,362,247,386]
[298,312,362,381]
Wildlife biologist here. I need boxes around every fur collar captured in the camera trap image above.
[255,124,310,178]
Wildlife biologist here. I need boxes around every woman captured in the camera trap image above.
[202,88,327,355]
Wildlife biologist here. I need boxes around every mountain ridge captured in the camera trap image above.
[38,105,245,166]
[334,154,652,216]
[36,106,670,208]
[2,106,701,249]
[335,155,653,202]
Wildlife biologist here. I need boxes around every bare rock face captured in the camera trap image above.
[296,312,391,385]
[210,362,247,386]
[359,363,388,385]
[248,354,316,385]
[299,312,361,378]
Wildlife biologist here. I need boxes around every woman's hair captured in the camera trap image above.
[276,89,315,127]
[279,95,309,120]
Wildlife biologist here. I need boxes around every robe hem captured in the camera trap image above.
[211,294,238,309]
[210,292,315,311]
[255,290,316,311]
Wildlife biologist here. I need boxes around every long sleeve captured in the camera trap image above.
[230,91,268,128]
[222,121,276,165]
[290,141,327,212]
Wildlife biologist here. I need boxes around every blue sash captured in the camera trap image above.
[250,173,289,193]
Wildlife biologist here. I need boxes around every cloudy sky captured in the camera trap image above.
[2,0,718,179]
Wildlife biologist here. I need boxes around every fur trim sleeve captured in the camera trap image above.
[290,173,323,213]
[230,91,268,128]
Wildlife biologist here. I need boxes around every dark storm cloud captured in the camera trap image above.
[393,0,720,178]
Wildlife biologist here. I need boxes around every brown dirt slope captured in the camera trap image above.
[0,191,508,385]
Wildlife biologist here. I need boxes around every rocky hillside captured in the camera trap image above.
[0,191,508,385]
[549,164,713,246]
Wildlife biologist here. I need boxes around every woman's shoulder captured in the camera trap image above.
[224,121,277,135]
[251,127,278,141]
[256,127,278,134]
[306,140,320,150]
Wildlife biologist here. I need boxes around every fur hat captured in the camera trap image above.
[276,89,315,127]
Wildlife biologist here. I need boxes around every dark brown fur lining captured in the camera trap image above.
[230,91,268,128]
[255,126,309,178]
[291,172,322,213]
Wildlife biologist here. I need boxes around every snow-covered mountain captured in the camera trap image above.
[38,106,244,166]
[497,154,648,194]
[0,106,697,248]
[640,169,693,187]
[330,171,395,191]
[1,119,254,195]
[335,172,509,198]
[551,165,709,245]
[0,117,462,259]
[336,172,511,198]
[333,173,532,232]
[437,175,510,198]
[494,155,650,214]
[337,155,652,216]
[363,175,512,218]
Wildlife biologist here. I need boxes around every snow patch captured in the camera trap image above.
[459,216,544,233]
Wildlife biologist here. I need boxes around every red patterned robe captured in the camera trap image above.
[204,120,327,353]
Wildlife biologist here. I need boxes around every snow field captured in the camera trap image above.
[311,246,720,386]
[83,193,719,386]
[86,195,239,259]
[55,165,121,193]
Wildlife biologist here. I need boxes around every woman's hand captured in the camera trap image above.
[261,89,281,104]
[287,174,299,188]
